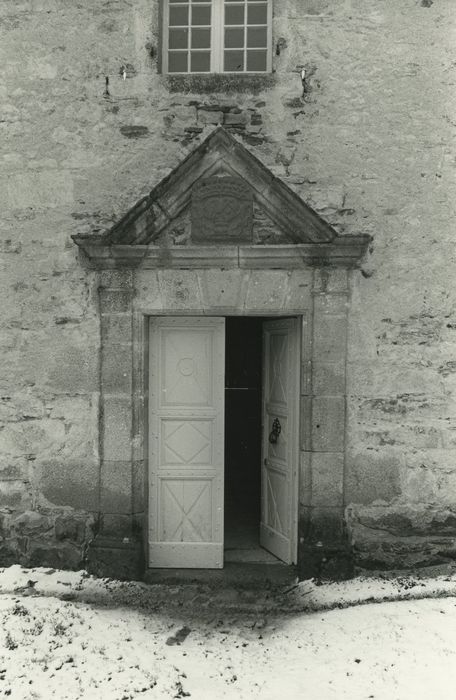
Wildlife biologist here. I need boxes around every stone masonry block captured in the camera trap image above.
[299,396,312,451]
[345,450,402,505]
[100,460,132,513]
[99,289,134,314]
[314,269,348,293]
[102,397,132,461]
[100,270,134,290]
[199,269,247,310]
[46,341,98,395]
[101,313,132,347]
[158,270,203,311]
[132,459,146,514]
[101,513,133,538]
[198,110,223,125]
[41,459,99,511]
[299,451,312,507]
[312,396,345,452]
[301,359,312,396]
[313,316,347,363]
[55,513,90,544]
[308,507,346,544]
[245,271,288,312]
[133,270,162,311]
[311,452,344,508]
[285,270,312,310]
[313,361,346,396]
[313,293,348,316]
[101,343,133,395]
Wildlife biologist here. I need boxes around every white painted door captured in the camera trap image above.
[149,317,225,568]
[260,318,299,564]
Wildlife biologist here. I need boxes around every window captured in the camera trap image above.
[163,0,272,74]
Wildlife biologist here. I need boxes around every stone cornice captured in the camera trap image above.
[72,236,371,270]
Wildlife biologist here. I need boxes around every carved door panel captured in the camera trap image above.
[260,318,299,564]
[149,317,225,568]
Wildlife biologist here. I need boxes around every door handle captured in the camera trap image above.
[269,417,282,444]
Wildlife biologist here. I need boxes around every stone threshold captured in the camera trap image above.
[144,562,297,588]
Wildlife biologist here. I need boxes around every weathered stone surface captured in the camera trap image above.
[346,504,456,569]
[313,361,345,396]
[0,0,455,578]
[12,511,52,535]
[54,513,88,544]
[100,513,133,539]
[41,459,99,511]
[100,461,132,514]
[102,397,132,462]
[301,506,346,544]
[345,450,402,505]
[27,540,84,570]
[312,397,345,452]
[311,453,344,507]
[101,344,133,395]
[87,536,144,580]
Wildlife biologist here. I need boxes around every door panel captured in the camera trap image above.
[260,318,299,564]
[149,317,225,568]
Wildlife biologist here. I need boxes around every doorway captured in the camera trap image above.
[148,315,300,569]
[224,317,278,564]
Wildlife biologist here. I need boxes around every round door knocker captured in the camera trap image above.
[269,417,282,444]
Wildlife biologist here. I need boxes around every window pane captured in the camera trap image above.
[168,51,188,72]
[192,5,211,25]
[169,0,188,3]
[246,49,267,71]
[247,2,267,24]
[247,26,266,47]
[191,28,210,48]
[169,28,189,49]
[190,51,210,71]
[225,27,244,48]
[225,4,245,24]
[224,50,244,71]
[169,5,189,25]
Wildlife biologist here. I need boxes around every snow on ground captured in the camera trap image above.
[0,565,456,699]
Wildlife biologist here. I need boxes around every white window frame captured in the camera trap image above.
[162,0,273,75]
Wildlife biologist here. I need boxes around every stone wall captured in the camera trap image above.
[1,0,455,573]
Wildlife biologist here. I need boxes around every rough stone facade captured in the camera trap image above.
[1,0,455,577]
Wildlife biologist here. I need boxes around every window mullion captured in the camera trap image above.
[213,0,223,73]
[267,0,272,73]
[163,0,169,74]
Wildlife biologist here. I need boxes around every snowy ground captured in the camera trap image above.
[0,565,456,699]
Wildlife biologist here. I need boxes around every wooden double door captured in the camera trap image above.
[148,316,300,569]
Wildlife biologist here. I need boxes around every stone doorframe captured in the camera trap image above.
[84,259,364,580]
[73,128,370,579]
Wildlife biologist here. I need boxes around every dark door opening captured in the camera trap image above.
[224,317,280,564]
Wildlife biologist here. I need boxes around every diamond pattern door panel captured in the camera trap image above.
[260,319,299,564]
[161,420,213,466]
[149,317,225,569]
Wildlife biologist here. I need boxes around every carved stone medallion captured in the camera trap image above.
[191,176,253,242]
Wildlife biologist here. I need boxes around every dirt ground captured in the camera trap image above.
[0,565,455,699]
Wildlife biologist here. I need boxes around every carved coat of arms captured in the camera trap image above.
[191,176,253,242]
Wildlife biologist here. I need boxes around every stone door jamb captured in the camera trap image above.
[91,262,353,579]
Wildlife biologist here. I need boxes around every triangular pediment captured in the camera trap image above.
[90,127,336,246]
[73,127,371,269]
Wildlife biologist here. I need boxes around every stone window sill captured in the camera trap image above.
[164,73,276,94]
